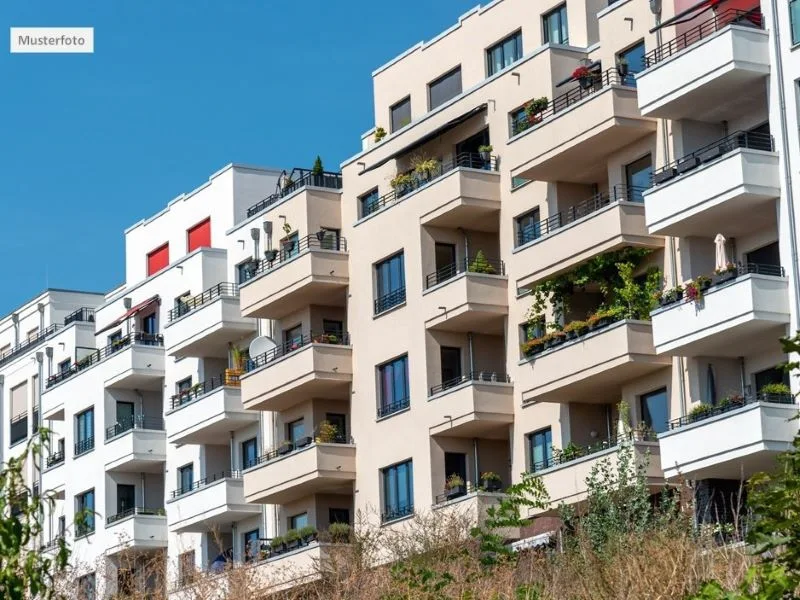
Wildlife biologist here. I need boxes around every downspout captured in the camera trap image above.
[472,438,479,489]
[467,332,475,375]
[459,228,469,269]
[739,357,747,397]
[35,354,45,548]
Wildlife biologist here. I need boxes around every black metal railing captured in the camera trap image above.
[669,393,795,430]
[42,535,64,551]
[105,415,165,440]
[9,412,28,445]
[168,283,239,321]
[429,371,511,396]
[106,506,165,525]
[247,435,350,469]
[516,184,645,247]
[46,451,65,468]
[434,482,481,505]
[45,332,164,388]
[170,470,241,499]
[531,430,657,472]
[361,152,498,219]
[644,8,763,68]
[425,256,505,289]
[0,323,62,368]
[381,503,414,523]
[241,234,348,283]
[64,307,95,326]
[170,373,234,409]
[510,69,634,137]
[374,288,406,315]
[377,396,410,419]
[74,437,95,456]
[246,330,350,372]
[246,169,343,218]
[739,262,784,277]
[653,130,774,185]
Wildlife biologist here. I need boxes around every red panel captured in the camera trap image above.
[147,243,169,276]
[187,218,211,252]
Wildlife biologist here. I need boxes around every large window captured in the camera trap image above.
[543,4,568,45]
[640,388,669,434]
[428,67,463,110]
[289,512,309,530]
[390,97,411,132]
[618,41,645,85]
[243,529,260,562]
[382,460,414,522]
[359,188,380,218]
[75,489,95,536]
[374,252,406,314]
[528,428,553,472]
[515,208,541,246]
[74,408,94,456]
[287,418,306,444]
[178,464,194,495]
[378,355,410,418]
[242,438,258,469]
[625,154,652,202]
[792,0,800,45]
[487,30,523,76]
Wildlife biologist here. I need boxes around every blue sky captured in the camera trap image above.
[0,0,478,316]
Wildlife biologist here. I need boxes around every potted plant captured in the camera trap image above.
[759,382,792,401]
[468,250,496,274]
[525,97,549,125]
[572,65,593,89]
[282,221,292,236]
[616,56,629,78]
[311,155,324,186]
[684,280,703,303]
[688,403,714,422]
[478,144,493,162]
[390,172,414,196]
[299,525,318,544]
[295,435,313,448]
[445,473,466,499]
[480,471,502,492]
[374,127,387,143]
[412,157,440,182]
[269,535,285,555]
[562,320,587,340]
[225,346,245,385]
[555,442,584,463]
[328,522,351,544]
[284,528,301,550]
[264,248,278,262]
[316,420,339,444]
[521,337,545,358]
[277,440,294,456]
[714,262,738,283]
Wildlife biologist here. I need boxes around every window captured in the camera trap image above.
[528,428,553,472]
[317,227,341,250]
[10,381,28,446]
[282,231,299,259]
[58,358,71,373]
[187,217,211,252]
[178,550,195,587]
[521,318,545,344]
[78,573,96,599]
[359,188,380,218]
[283,323,303,351]
[754,367,790,394]
[74,408,94,455]
[374,252,406,314]
[243,529,260,562]
[325,413,347,442]
[428,67,462,110]
[382,459,414,522]
[242,437,258,469]
[515,208,541,246]
[141,313,157,337]
[57,515,66,537]
[178,464,194,495]
[289,512,309,530]
[0,344,10,357]
[329,507,350,525]
[617,41,645,85]
[323,319,344,336]
[390,97,411,132]
[236,259,256,284]
[543,4,568,44]
[26,327,39,341]
[487,30,522,76]
[746,241,781,268]
[439,346,462,389]
[625,154,652,202]
[75,489,95,536]
[640,388,669,435]
[146,243,169,276]
[176,377,192,395]
[116,484,135,515]
[287,419,306,444]
[792,0,800,45]
[378,355,410,417]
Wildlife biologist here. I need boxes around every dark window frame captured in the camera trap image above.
[542,4,569,45]
[486,30,523,76]
[528,427,553,472]
[390,96,412,132]
[378,354,410,417]
[381,459,414,522]
[427,66,463,111]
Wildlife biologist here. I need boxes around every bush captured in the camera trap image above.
[299,525,318,540]
[759,382,791,396]
[328,522,351,544]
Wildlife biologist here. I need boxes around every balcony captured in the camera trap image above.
[241,332,352,412]
[165,283,255,358]
[637,9,768,120]
[361,153,499,224]
[519,318,670,404]
[509,70,655,184]
[659,394,798,479]
[245,168,342,219]
[0,322,62,369]
[167,471,259,533]
[512,187,662,289]
[239,235,349,320]
[426,372,513,438]
[532,433,662,512]
[44,332,165,392]
[104,416,167,472]
[432,484,517,536]
[105,508,168,555]
[644,131,779,236]
[243,440,356,504]
[651,266,790,356]
[166,376,257,445]
[423,257,507,334]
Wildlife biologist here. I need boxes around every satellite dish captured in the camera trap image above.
[249,336,277,358]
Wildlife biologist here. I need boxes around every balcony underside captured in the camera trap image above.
[420,197,501,232]
[427,382,514,439]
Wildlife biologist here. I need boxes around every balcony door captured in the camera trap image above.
[117,484,136,514]
[434,243,457,284]
[625,154,652,202]
[116,401,134,431]
[283,324,303,351]
[745,241,780,269]
[455,128,490,168]
[440,347,462,388]
[444,452,467,487]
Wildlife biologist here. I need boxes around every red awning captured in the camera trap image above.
[650,0,724,32]
[96,295,160,335]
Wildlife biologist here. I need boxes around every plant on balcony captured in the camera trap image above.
[284,528,302,550]
[658,285,684,307]
[562,319,588,340]
[269,535,285,553]
[411,155,440,182]
[311,156,324,176]
[282,220,293,236]
[76,355,92,369]
[553,442,585,465]
[521,337,545,357]
[374,126,387,143]
[616,56,629,78]
[445,473,466,499]
[480,471,502,492]
[688,403,714,422]
[759,382,792,398]
[478,144,493,161]
[468,250,496,274]
[390,172,414,191]
[263,248,278,262]
[327,522,351,544]
[277,440,294,456]
[525,97,549,126]
[714,262,737,277]
[299,525,318,544]
[316,420,339,444]
[684,279,706,303]
[225,347,245,385]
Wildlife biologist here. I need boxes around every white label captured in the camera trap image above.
[10,27,94,53]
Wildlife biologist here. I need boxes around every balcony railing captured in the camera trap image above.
[669,393,795,430]
[9,412,28,445]
[516,184,645,247]
[510,68,634,137]
[425,256,505,289]
[377,396,410,419]
[105,415,165,440]
[381,503,414,523]
[45,332,164,388]
[241,234,348,283]
[169,373,235,410]
[42,535,64,551]
[374,288,406,315]
[169,470,242,499]
[644,8,764,68]
[64,307,96,326]
[168,283,239,321]
[246,330,350,372]
[46,451,65,468]
[658,262,785,308]
[0,323,62,368]
[361,152,498,219]
[106,506,165,525]
[652,130,774,185]
[430,371,511,396]
[434,482,483,505]
[245,169,343,218]
[74,437,95,456]
[247,435,350,469]
[530,430,657,472]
